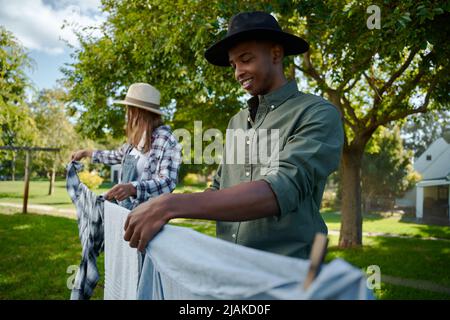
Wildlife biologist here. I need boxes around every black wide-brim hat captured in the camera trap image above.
[205,11,309,67]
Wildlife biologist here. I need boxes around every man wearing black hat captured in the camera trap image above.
[123,12,344,260]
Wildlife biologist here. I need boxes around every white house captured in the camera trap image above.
[396,134,450,224]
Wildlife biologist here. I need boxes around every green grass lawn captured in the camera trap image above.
[322,209,450,240]
[325,235,450,299]
[0,212,103,300]
[0,210,215,300]
[1,209,449,300]
[0,180,110,209]
[0,180,207,209]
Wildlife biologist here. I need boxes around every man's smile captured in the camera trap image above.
[240,77,254,90]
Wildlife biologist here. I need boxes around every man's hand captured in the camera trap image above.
[105,183,137,201]
[123,193,172,252]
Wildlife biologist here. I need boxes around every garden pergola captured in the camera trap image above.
[0,146,60,213]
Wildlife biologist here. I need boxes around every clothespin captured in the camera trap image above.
[303,233,329,290]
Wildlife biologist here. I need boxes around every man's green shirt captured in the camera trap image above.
[211,80,344,259]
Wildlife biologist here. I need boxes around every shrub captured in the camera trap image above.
[183,173,200,185]
[79,170,103,189]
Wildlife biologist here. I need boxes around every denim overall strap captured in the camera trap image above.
[119,147,139,210]
[119,148,146,278]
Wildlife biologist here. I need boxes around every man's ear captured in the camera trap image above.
[271,43,284,64]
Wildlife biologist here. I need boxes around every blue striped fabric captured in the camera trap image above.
[66,161,104,300]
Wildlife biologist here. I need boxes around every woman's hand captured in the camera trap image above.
[71,149,93,161]
[105,183,137,201]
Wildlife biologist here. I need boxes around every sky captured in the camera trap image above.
[0,0,107,92]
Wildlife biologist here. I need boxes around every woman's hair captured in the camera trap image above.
[126,106,163,153]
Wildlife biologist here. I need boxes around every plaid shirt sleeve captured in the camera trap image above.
[91,144,128,165]
[133,129,182,202]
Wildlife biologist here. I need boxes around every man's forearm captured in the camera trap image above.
[124,179,280,252]
[166,180,280,221]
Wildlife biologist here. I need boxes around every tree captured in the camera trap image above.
[280,0,449,246]
[62,0,248,140]
[362,126,420,212]
[28,88,80,194]
[64,0,450,247]
[0,27,38,179]
[401,109,450,158]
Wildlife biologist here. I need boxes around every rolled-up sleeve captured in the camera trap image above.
[134,140,182,202]
[261,104,344,217]
[92,144,128,165]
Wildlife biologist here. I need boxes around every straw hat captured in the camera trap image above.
[114,83,163,115]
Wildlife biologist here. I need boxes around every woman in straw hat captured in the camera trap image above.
[71,83,182,209]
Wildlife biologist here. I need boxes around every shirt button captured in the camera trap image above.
[245,172,250,177]
[232,234,236,239]
[246,139,250,145]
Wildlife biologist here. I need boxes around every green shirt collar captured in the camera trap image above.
[246,80,299,110]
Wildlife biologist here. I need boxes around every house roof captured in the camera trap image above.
[414,137,450,180]
[417,179,450,187]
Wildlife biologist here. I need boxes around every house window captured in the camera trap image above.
[438,186,448,200]
[426,155,432,161]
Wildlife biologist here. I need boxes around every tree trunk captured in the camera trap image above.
[339,147,364,247]
[48,165,56,196]
[11,152,16,181]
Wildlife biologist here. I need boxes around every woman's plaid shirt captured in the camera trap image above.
[92,125,182,204]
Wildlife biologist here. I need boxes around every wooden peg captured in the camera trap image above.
[303,233,329,290]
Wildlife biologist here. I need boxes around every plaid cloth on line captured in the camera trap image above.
[66,161,104,300]
[91,125,182,205]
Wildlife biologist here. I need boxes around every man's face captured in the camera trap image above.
[228,40,280,96]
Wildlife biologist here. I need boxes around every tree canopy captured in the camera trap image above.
[28,88,80,176]
[362,126,420,212]
[401,109,450,158]
[0,26,38,148]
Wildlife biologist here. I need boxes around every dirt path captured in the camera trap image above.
[327,229,449,242]
[0,202,76,219]
[381,275,450,295]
